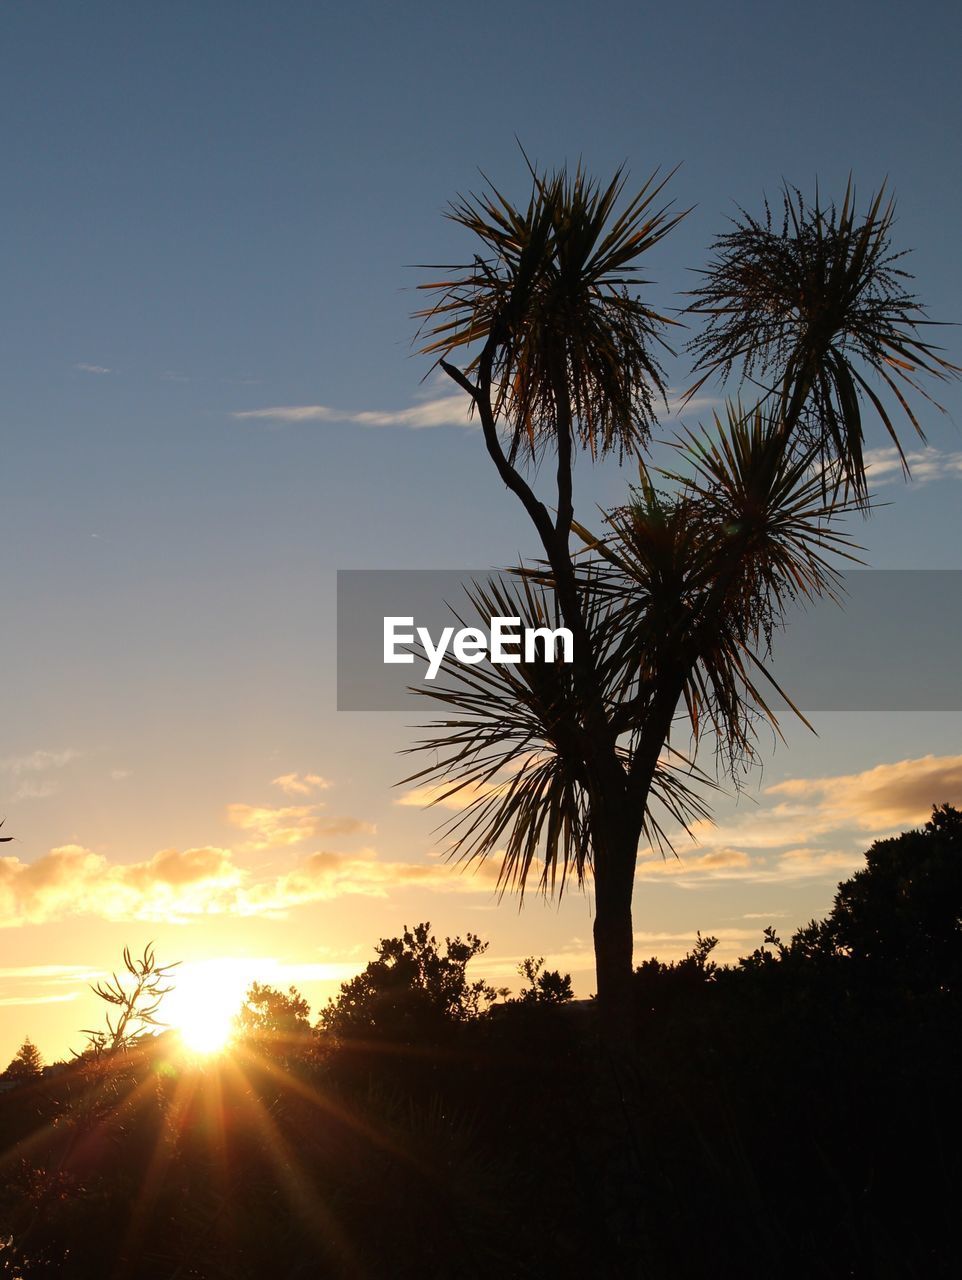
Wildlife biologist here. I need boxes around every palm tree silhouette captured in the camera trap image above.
[413,161,958,1040]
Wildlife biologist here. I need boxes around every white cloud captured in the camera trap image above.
[233,394,474,431]
[2,753,949,928]
[233,390,719,433]
[7,779,59,801]
[633,841,865,888]
[865,445,962,485]
[74,363,111,375]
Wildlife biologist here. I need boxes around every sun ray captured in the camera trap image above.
[218,1052,360,1272]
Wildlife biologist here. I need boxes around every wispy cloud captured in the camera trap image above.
[395,780,506,810]
[272,772,330,797]
[0,993,80,1007]
[634,842,866,889]
[226,803,373,849]
[232,391,718,432]
[0,964,101,981]
[1,749,80,776]
[233,394,475,430]
[74,363,111,375]
[237,849,501,914]
[636,846,752,879]
[865,445,962,484]
[0,749,80,803]
[0,967,96,1013]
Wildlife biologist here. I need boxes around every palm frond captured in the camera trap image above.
[684,182,960,501]
[400,571,711,898]
[416,162,688,463]
[594,402,863,772]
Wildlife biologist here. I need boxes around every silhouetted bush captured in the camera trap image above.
[1,811,960,1278]
[317,923,496,1046]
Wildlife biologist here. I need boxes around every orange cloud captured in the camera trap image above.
[636,846,753,880]
[764,753,962,832]
[241,849,501,914]
[0,845,241,926]
[776,848,865,877]
[0,843,504,928]
[225,803,374,848]
[394,780,506,811]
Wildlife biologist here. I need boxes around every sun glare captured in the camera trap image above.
[164,960,251,1057]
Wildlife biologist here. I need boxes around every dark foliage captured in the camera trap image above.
[236,983,314,1066]
[1,810,960,1278]
[317,923,497,1046]
[513,955,574,1004]
[1,1039,43,1083]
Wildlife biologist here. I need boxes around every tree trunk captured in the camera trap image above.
[592,817,640,1050]
[589,813,648,1270]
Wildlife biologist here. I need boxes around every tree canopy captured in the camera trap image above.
[2,1037,43,1082]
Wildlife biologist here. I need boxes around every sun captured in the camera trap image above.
[175,999,235,1056]
[164,960,250,1057]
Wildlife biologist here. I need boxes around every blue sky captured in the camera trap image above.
[1,1,961,1060]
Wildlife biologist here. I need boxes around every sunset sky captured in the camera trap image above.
[2,1,961,1063]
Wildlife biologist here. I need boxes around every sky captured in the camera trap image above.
[1,0,961,1062]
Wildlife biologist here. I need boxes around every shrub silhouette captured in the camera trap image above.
[513,956,574,1004]
[235,981,314,1064]
[318,922,496,1046]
